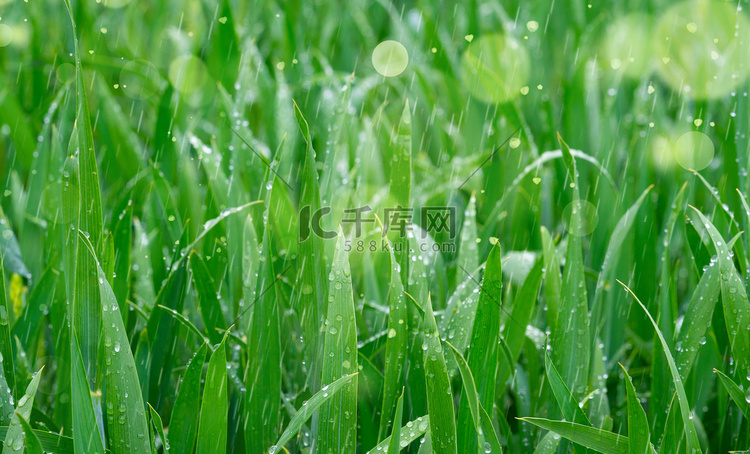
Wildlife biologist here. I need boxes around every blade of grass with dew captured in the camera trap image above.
[317,230,358,453]
[111,197,133,317]
[189,252,228,344]
[196,335,228,454]
[240,214,259,333]
[674,262,721,379]
[245,197,281,454]
[0,250,15,398]
[366,416,431,454]
[148,404,169,452]
[620,364,651,454]
[378,239,407,441]
[0,208,31,280]
[293,100,328,396]
[544,349,593,454]
[170,343,207,454]
[497,256,544,388]
[63,0,104,386]
[552,133,590,398]
[423,294,457,454]
[445,341,503,453]
[2,366,42,454]
[17,412,43,454]
[456,241,502,453]
[540,226,561,334]
[387,390,405,454]
[271,372,357,453]
[592,186,652,349]
[71,333,105,454]
[714,369,750,422]
[533,432,562,454]
[456,194,479,282]
[79,233,150,453]
[689,208,750,382]
[519,418,628,454]
[618,281,701,453]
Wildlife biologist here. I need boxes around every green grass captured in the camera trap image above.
[1,0,750,453]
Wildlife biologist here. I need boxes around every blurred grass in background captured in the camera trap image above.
[0,0,749,452]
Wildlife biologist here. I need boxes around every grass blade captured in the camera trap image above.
[317,230,358,452]
[196,336,228,454]
[552,134,590,398]
[540,226,561,334]
[366,416,430,454]
[456,242,502,453]
[618,281,701,454]
[544,349,593,454]
[189,252,228,344]
[689,208,750,381]
[17,412,43,454]
[2,366,43,454]
[714,369,750,422]
[71,334,105,454]
[519,418,628,454]
[620,364,650,454]
[0,250,15,397]
[170,343,207,454]
[423,294,457,454]
[386,390,405,454]
[270,373,357,453]
[378,241,407,441]
[148,405,169,452]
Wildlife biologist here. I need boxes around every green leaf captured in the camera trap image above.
[533,432,562,454]
[148,405,169,452]
[378,240,407,441]
[387,390,405,454]
[71,333,105,454]
[0,250,15,398]
[271,373,357,453]
[714,369,750,422]
[17,412,42,454]
[317,230,358,452]
[366,416,430,454]
[618,281,701,454]
[544,349,593,454]
[552,134,590,398]
[2,366,43,454]
[79,233,150,453]
[445,341,503,453]
[540,226,561,332]
[620,365,650,454]
[170,343,207,454]
[519,418,628,454]
[189,252,228,344]
[196,336,228,454]
[0,209,31,280]
[422,294,457,454]
[456,242,502,453]
[689,208,750,382]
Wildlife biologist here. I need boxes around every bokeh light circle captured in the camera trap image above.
[168,55,208,95]
[56,63,76,85]
[674,131,714,170]
[461,33,530,104]
[121,60,161,100]
[0,24,12,47]
[372,40,409,77]
[599,13,655,78]
[563,199,599,236]
[655,0,750,99]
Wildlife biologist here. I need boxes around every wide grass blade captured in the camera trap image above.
[189,252,228,344]
[386,390,405,454]
[620,364,650,454]
[540,227,561,333]
[71,334,105,454]
[196,336,228,454]
[17,412,42,454]
[689,208,750,381]
[445,341,503,453]
[544,349,593,454]
[2,366,42,454]
[456,242,502,453]
[378,241,407,441]
[519,418,628,454]
[618,281,701,454]
[270,373,357,453]
[317,230,358,453]
[552,134,590,398]
[423,295,457,454]
[366,416,430,454]
[0,251,15,397]
[714,369,750,422]
[170,343,207,454]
